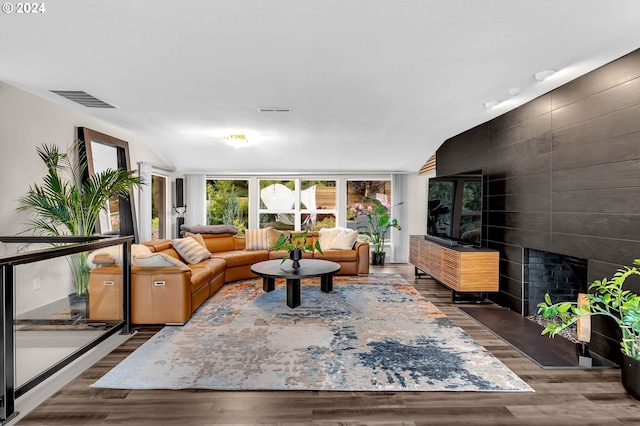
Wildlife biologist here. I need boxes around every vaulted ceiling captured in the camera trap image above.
[2,0,640,173]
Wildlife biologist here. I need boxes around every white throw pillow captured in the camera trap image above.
[329,228,358,250]
[245,228,270,250]
[318,227,345,252]
[87,244,151,269]
[133,252,188,268]
[172,237,211,264]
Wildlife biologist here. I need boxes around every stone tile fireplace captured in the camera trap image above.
[524,248,588,316]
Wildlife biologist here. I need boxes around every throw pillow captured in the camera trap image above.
[245,228,270,250]
[86,244,151,269]
[172,237,211,264]
[133,252,188,268]
[267,227,284,249]
[185,232,207,249]
[329,228,358,250]
[318,227,344,252]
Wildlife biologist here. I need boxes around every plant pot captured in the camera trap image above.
[371,251,385,265]
[68,292,88,320]
[621,352,640,400]
[289,249,302,269]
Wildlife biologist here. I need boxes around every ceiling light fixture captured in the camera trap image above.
[223,134,251,149]
[508,87,522,96]
[534,69,556,82]
[483,100,501,110]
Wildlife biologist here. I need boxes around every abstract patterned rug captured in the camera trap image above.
[92,274,533,392]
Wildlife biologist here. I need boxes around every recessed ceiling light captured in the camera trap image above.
[483,101,500,110]
[533,69,556,82]
[508,88,522,96]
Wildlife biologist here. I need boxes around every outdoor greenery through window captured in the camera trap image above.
[259,179,336,231]
[206,179,249,235]
[345,180,392,236]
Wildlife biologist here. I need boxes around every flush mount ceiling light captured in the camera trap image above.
[483,100,501,110]
[508,87,522,96]
[534,69,557,82]
[223,134,251,149]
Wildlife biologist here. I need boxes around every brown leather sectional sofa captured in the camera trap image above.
[88,231,370,325]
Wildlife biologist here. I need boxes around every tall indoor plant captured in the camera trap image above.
[352,197,402,265]
[537,259,640,399]
[17,140,140,297]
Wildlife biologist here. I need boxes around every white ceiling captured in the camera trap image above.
[2,0,640,174]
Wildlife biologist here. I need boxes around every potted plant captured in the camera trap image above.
[537,259,640,399]
[273,230,323,269]
[17,140,141,300]
[352,197,402,265]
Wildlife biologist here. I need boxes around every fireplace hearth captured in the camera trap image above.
[524,248,588,316]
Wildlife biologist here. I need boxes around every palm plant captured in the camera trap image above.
[17,140,140,296]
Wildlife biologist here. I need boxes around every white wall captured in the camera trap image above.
[407,171,432,237]
[0,82,167,315]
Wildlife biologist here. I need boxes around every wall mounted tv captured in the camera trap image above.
[426,170,483,246]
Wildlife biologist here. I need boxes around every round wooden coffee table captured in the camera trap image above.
[250,259,341,308]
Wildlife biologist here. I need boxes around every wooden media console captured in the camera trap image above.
[409,235,499,302]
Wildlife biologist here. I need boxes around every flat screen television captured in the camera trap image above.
[426,170,483,246]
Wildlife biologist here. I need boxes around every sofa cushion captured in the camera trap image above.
[184,232,207,249]
[245,228,270,250]
[329,228,358,250]
[212,250,269,267]
[194,257,227,276]
[202,233,236,253]
[172,237,212,264]
[142,239,173,253]
[314,249,358,262]
[133,252,188,268]
[188,266,212,293]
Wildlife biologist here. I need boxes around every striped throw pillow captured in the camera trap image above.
[245,228,270,250]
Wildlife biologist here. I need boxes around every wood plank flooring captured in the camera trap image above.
[16,264,640,425]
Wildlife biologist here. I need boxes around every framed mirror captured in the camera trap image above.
[78,127,138,242]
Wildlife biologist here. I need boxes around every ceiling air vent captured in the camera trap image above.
[50,90,117,108]
[257,107,291,113]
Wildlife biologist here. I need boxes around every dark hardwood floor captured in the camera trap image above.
[16,264,640,425]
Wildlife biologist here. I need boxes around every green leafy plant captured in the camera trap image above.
[537,259,640,359]
[17,140,141,296]
[233,218,246,237]
[352,197,402,253]
[273,231,323,263]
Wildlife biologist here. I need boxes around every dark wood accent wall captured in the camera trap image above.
[436,49,640,363]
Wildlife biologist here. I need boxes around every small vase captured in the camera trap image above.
[371,251,385,265]
[290,249,302,269]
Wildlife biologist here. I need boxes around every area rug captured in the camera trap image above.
[92,274,533,392]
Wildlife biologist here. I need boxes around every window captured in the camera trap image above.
[258,179,336,231]
[151,175,166,239]
[206,180,249,233]
[346,179,392,237]
[302,180,336,230]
